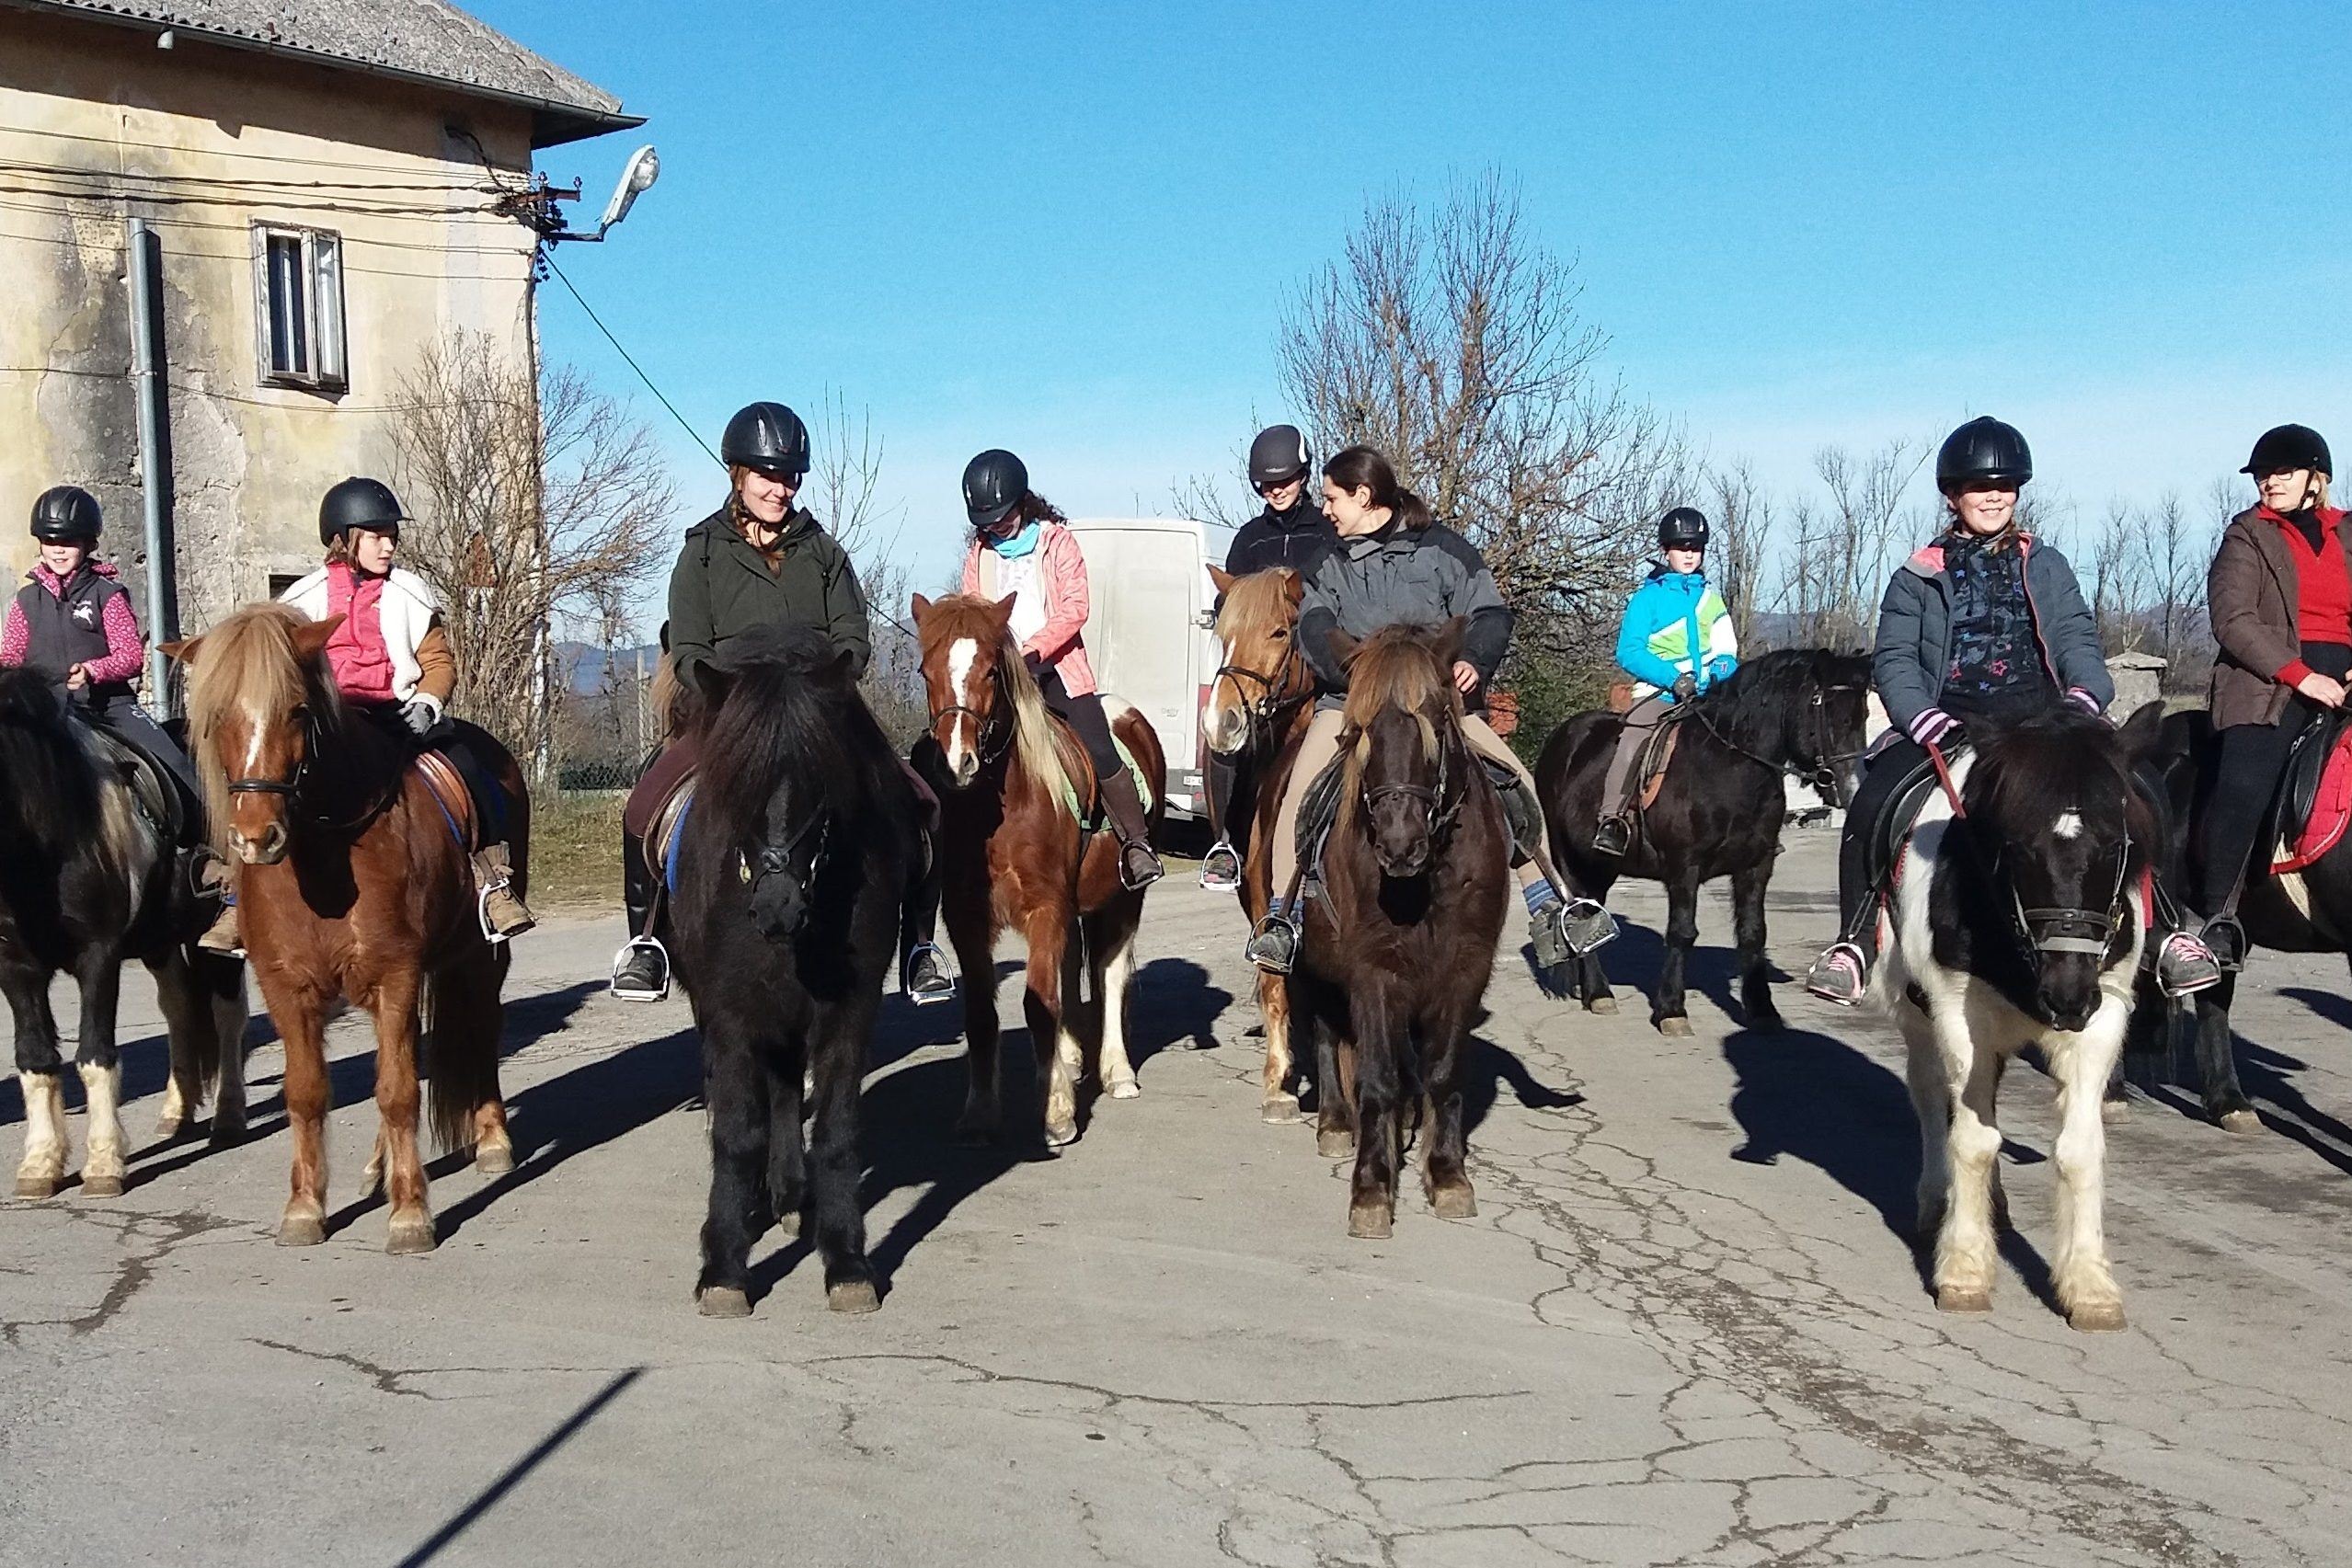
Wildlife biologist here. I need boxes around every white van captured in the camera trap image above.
[1065,517,1234,821]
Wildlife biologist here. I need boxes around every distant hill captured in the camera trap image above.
[556,641,660,696]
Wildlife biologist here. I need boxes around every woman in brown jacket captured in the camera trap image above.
[2197,423,2349,963]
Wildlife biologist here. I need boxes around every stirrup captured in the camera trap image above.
[1591,817,1634,857]
[610,935,671,1002]
[1246,911,1301,975]
[1120,842,1165,892]
[475,875,531,946]
[1803,942,1869,1007]
[903,943,956,1006]
[1559,898,1618,957]
[1199,840,1242,892]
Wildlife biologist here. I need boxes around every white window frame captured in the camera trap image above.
[250,223,347,393]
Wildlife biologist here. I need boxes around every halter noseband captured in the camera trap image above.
[928,662,1014,766]
[1354,714,1464,843]
[2002,839,2131,962]
[1211,639,1310,749]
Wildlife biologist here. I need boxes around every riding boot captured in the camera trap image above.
[473,841,535,943]
[610,833,670,1001]
[191,850,242,956]
[1200,752,1243,890]
[900,828,956,1006]
[1591,815,1634,858]
[1098,765,1164,890]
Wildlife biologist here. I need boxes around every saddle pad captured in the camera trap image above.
[1051,707,1156,826]
[648,778,699,895]
[2276,726,2352,875]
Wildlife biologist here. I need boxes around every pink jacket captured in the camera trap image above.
[960,522,1097,698]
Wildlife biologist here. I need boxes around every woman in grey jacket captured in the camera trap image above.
[1803,418,2220,1004]
[1244,445,1614,976]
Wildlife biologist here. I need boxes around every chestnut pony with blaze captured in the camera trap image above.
[911,591,1164,1148]
[169,604,528,1253]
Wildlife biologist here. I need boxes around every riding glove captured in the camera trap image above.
[399,696,442,738]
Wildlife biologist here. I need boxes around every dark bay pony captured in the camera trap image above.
[2,672,247,1196]
[1289,620,1509,1239]
[670,625,921,1317]
[1202,566,1317,1121]
[1874,707,2165,1331]
[910,592,1165,1148]
[1534,649,1872,1033]
[171,604,526,1253]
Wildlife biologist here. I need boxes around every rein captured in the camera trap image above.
[1687,681,1867,798]
[1211,642,1311,751]
[223,708,398,836]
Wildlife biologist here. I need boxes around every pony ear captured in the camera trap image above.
[158,634,201,666]
[2115,700,2167,764]
[290,613,344,663]
[1429,615,1470,670]
[991,593,1019,623]
[1277,567,1304,607]
[910,591,933,624]
[1326,627,1361,667]
[1208,564,1237,596]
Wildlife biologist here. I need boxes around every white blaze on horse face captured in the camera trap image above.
[946,637,980,779]
[1205,635,1247,754]
[2052,809,2083,841]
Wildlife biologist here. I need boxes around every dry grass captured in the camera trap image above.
[530,790,624,911]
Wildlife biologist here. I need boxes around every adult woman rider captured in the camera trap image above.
[2193,423,2351,965]
[610,401,954,1004]
[1245,443,1615,975]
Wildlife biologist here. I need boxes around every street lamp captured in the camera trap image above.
[537,144,660,244]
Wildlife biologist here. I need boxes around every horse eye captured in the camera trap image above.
[1270,629,1289,641]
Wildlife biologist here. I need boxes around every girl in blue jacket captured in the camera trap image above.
[1594,508,1738,855]
[1803,418,2220,1004]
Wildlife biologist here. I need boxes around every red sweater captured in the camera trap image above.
[2269,506,2352,687]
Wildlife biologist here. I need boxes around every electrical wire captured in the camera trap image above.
[539,248,719,469]
[0,155,505,195]
[3,120,535,178]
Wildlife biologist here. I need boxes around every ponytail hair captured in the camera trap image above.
[1323,443,1434,531]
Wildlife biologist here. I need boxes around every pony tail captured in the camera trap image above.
[1393,487,1435,532]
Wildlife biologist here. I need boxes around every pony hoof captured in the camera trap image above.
[698,1287,752,1319]
[476,1141,515,1176]
[1106,1081,1141,1101]
[1586,995,1619,1016]
[1261,1094,1302,1125]
[278,1215,326,1247]
[2101,1096,2131,1126]
[2068,1300,2128,1333]
[775,1209,802,1239]
[386,1219,437,1255]
[1656,1015,1694,1038]
[827,1279,882,1314]
[80,1173,124,1199]
[2219,1108,2262,1136]
[1430,1185,1477,1220]
[208,1121,246,1150]
[1935,1285,1992,1315]
[1348,1202,1393,1240]
[1043,1119,1080,1149]
[1316,1128,1356,1160]
[155,1116,187,1140]
[15,1174,58,1200]
[953,1114,998,1146]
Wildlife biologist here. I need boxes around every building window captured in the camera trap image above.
[251,224,346,392]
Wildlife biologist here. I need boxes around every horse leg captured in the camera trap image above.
[198,950,250,1147]
[695,1020,771,1318]
[1652,868,1701,1036]
[765,1037,806,1240]
[71,950,127,1197]
[949,905,1002,1143]
[148,949,202,1141]
[1259,968,1300,1123]
[2048,1021,2128,1332]
[809,998,880,1314]
[1574,869,1618,1014]
[367,969,434,1255]
[462,947,514,1174]
[2193,975,2259,1133]
[270,983,333,1246]
[1087,901,1142,1101]
[1933,1031,2003,1315]
[1730,860,1785,1033]
[1301,980,1356,1158]
[1902,1017,1953,1242]
[1419,1001,1475,1220]
[1023,910,1080,1148]
[1348,986,1402,1238]
[2107,982,2167,1125]
[7,967,67,1198]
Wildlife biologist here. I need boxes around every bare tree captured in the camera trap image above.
[1277,171,1681,654]
[2090,498,2149,653]
[1762,440,1926,649]
[795,391,930,748]
[1702,459,1772,651]
[386,330,674,772]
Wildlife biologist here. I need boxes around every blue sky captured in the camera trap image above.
[484,0,2351,603]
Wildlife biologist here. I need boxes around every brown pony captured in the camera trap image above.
[1203,566,1316,1122]
[1288,620,1509,1238]
[169,604,526,1253]
[910,592,1165,1148]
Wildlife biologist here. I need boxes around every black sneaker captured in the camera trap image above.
[1591,817,1633,858]
[903,944,956,1006]
[611,939,671,1002]
[1246,912,1300,974]
[2197,914,2247,973]
[1199,841,1242,892]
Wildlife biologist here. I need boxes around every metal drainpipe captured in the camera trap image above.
[126,218,176,715]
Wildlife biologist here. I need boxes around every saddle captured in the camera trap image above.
[1859,746,1947,894]
[86,725,191,849]
[2274,710,2352,874]
[640,770,699,894]
[411,748,484,855]
[1629,708,1688,814]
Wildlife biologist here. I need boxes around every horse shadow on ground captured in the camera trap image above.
[1459,1003,1584,1136]
[1544,916,1784,1027]
[1723,1022,2059,1313]
[2128,987,2352,1177]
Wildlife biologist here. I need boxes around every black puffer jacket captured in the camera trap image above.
[1225,497,1337,580]
[1297,521,1511,705]
[667,505,871,684]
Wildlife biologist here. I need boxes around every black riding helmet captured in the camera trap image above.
[1658,507,1709,550]
[1247,424,1313,486]
[317,476,408,548]
[1935,416,2033,490]
[721,401,811,477]
[30,486,101,544]
[2243,423,2332,477]
[964,449,1028,530]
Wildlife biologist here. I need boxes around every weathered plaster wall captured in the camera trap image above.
[0,9,539,645]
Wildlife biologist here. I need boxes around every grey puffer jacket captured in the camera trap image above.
[1298,521,1511,707]
[1872,532,2110,735]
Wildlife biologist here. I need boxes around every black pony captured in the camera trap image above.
[669,624,924,1317]
[1534,649,1873,1033]
[1,670,246,1197]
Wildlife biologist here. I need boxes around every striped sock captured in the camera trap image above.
[1523,882,1561,916]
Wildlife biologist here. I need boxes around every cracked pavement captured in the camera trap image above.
[4,830,2349,1566]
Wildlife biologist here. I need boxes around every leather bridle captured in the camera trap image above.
[1211,639,1311,752]
[928,663,1014,767]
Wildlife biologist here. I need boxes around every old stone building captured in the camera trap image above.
[0,0,637,675]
